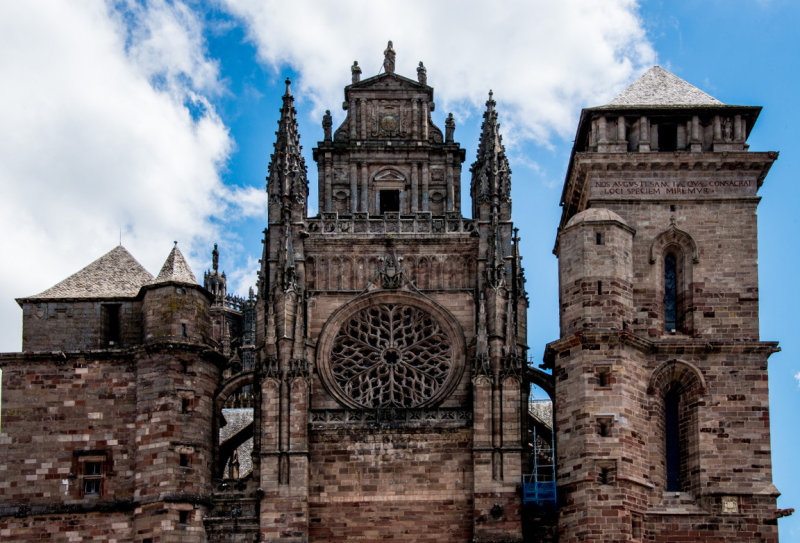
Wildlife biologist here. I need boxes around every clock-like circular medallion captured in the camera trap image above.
[380,114,399,134]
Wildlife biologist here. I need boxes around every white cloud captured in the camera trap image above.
[0,1,250,351]
[795,372,800,388]
[220,0,656,145]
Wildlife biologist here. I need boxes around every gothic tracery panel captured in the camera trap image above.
[317,293,465,410]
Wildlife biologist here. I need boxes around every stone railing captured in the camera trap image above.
[307,211,475,236]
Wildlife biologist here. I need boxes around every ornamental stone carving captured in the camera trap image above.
[316,292,465,410]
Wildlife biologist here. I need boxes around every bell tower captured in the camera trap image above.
[549,66,780,543]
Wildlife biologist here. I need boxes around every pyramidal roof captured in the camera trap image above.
[607,66,723,107]
[151,243,198,285]
[22,246,153,301]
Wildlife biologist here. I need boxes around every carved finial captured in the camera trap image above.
[284,77,292,96]
[445,113,455,143]
[351,61,361,84]
[173,240,178,248]
[486,90,495,111]
[322,110,332,142]
[383,41,396,75]
[212,243,219,272]
[417,61,427,85]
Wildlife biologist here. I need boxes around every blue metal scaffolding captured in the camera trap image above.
[522,425,556,508]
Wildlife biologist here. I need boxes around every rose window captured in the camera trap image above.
[328,303,454,409]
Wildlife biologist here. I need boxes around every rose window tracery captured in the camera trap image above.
[328,303,454,409]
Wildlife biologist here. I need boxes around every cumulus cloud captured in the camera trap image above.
[0,1,252,351]
[0,1,656,352]
[220,0,656,144]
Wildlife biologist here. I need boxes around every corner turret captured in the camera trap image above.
[142,242,211,344]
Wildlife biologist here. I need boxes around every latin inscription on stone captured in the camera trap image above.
[590,177,756,199]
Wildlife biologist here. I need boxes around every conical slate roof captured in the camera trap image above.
[151,243,198,285]
[21,245,153,301]
[607,66,723,107]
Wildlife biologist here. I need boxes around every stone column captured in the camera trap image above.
[350,162,358,212]
[411,162,419,212]
[422,101,429,141]
[421,162,429,212]
[446,160,454,212]
[324,158,332,212]
[690,115,702,151]
[359,98,367,139]
[361,163,369,213]
[412,99,419,139]
[638,116,650,152]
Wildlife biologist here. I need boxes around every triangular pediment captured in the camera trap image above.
[374,169,405,182]
[349,72,427,92]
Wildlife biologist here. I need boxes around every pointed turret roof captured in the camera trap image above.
[607,66,723,107]
[151,243,198,285]
[19,245,153,302]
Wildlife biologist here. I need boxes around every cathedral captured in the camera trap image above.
[0,45,785,542]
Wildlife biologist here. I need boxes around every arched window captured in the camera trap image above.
[664,387,681,491]
[648,360,706,496]
[664,253,678,332]
[650,225,697,335]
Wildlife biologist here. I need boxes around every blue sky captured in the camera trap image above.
[1,1,798,537]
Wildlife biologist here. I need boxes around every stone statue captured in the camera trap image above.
[322,110,332,142]
[383,41,395,75]
[351,61,361,84]
[212,243,219,271]
[417,61,427,86]
[445,113,455,143]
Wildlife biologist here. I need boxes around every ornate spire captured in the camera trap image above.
[266,77,308,220]
[470,90,511,213]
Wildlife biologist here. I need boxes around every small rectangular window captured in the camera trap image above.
[597,281,603,295]
[181,398,190,414]
[102,304,121,346]
[181,323,188,337]
[179,510,189,524]
[598,368,612,387]
[82,460,103,496]
[180,453,190,467]
[379,189,400,213]
[596,232,603,245]
[598,417,612,437]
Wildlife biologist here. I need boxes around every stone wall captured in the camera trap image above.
[308,427,473,542]
[20,300,143,352]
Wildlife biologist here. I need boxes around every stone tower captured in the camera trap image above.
[251,44,529,541]
[548,66,780,542]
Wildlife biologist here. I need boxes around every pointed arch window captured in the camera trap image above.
[664,387,681,491]
[651,225,697,335]
[664,253,678,332]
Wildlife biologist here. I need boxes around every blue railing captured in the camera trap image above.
[522,475,556,506]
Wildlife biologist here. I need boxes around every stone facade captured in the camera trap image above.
[547,66,781,542]
[0,55,783,542]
